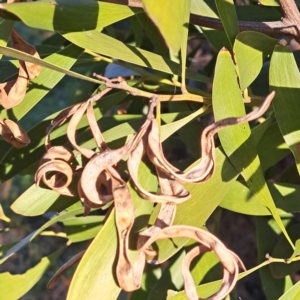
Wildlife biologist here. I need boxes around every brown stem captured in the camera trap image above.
[190,15,291,37]
[279,0,300,38]
[101,0,300,39]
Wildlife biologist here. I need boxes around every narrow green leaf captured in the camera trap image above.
[63,216,105,243]
[0,209,82,264]
[0,247,64,300]
[259,0,280,5]
[180,0,191,92]
[234,31,277,91]
[67,160,156,300]
[1,44,83,121]
[154,147,238,263]
[0,60,18,82]
[62,31,211,83]
[130,15,143,48]
[11,185,77,217]
[0,45,102,89]
[220,181,300,216]
[191,0,230,51]
[289,239,300,260]
[131,249,185,300]
[150,115,291,262]
[278,281,300,300]
[136,13,169,57]
[67,210,121,300]
[270,224,300,277]
[0,243,17,256]
[189,250,221,286]
[0,19,14,59]
[0,0,140,32]
[256,217,293,300]
[142,0,190,55]
[213,48,294,249]
[0,204,10,223]
[1,92,129,180]
[214,0,239,48]
[256,122,290,172]
[161,106,207,141]
[269,45,300,175]
[130,264,162,300]
[167,260,272,299]
[7,110,198,214]
[147,250,185,300]
[293,289,300,300]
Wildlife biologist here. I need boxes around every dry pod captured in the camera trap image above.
[35,146,76,196]
[34,76,274,298]
[0,29,42,109]
[139,225,246,300]
[0,117,30,148]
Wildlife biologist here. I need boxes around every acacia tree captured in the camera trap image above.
[1,0,300,299]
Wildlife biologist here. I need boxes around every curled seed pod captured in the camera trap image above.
[36,75,273,299]
[80,98,155,208]
[0,117,30,148]
[137,168,178,251]
[67,88,112,159]
[138,225,244,300]
[147,92,275,184]
[128,133,190,204]
[35,146,76,196]
[11,29,42,80]
[35,160,74,195]
[0,30,42,109]
[39,146,74,164]
[78,172,113,209]
[110,167,149,292]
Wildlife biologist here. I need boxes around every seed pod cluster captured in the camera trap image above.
[37,77,275,299]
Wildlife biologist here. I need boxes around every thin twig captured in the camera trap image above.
[93,73,267,106]
[47,250,85,289]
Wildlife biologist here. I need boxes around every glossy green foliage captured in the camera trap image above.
[142,0,190,55]
[213,48,293,248]
[0,1,300,299]
[214,0,239,48]
[279,280,300,300]
[270,45,300,174]
[67,161,156,300]
[0,0,140,31]
[0,247,64,299]
[234,31,277,91]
